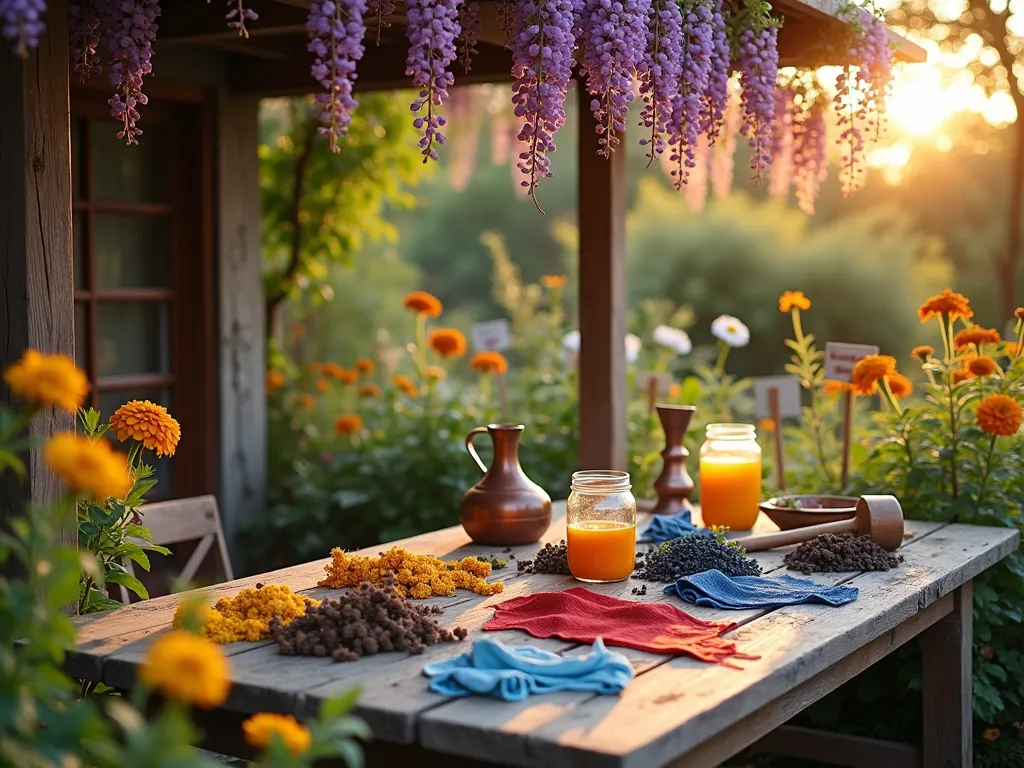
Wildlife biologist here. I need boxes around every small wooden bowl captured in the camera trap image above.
[759,495,859,531]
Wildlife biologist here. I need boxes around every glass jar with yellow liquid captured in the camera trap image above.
[566,471,636,583]
[698,423,762,531]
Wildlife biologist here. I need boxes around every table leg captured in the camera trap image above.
[922,581,973,768]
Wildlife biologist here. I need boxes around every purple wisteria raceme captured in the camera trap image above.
[307,0,367,153]
[69,0,103,80]
[793,97,827,214]
[699,0,729,144]
[509,0,578,210]
[107,0,160,145]
[637,0,684,167]
[405,0,461,162]
[457,1,480,73]
[666,0,714,187]
[769,85,794,198]
[1,0,47,57]
[366,0,395,45]
[734,23,778,181]
[709,93,738,198]
[224,0,258,38]
[580,0,651,157]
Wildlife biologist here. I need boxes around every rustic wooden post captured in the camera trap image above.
[576,79,627,471]
[922,581,973,768]
[0,1,77,564]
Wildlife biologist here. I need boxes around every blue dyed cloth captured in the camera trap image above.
[640,511,713,544]
[422,637,633,701]
[665,569,859,610]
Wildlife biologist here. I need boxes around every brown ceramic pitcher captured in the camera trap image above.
[459,424,551,545]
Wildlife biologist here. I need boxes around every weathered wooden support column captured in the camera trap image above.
[0,1,76,558]
[576,79,627,471]
[922,581,973,767]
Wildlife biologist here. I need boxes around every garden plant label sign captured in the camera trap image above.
[753,376,802,420]
[824,342,880,382]
[472,319,512,352]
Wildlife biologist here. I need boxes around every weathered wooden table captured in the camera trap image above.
[68,505,1018,768]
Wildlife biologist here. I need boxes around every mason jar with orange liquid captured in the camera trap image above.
[566,471,636,583]
[698,423,762,531]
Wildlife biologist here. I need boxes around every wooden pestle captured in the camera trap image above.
[734,495,904,552]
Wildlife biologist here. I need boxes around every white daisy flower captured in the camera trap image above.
[711,315,750,348]
[562,330,581,351]
[625,333,642,363]
[652,325,693,356]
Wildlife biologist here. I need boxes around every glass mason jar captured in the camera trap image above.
[566,470,637,583]
[699,423,762,531]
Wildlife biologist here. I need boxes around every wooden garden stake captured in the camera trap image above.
[647,376,659,417]
[498,373,510,419]
[769,386,785,492]
[840,389,854,488]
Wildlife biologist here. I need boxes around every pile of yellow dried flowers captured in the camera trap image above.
[174,583,319,644]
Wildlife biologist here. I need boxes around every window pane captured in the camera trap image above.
[90,122,169,203]
[99,388,173,499]
[74,302,90,375]
[94,214,170,289]
[96,302,170,377]
[72,118,84,201]
[73,211,87,291]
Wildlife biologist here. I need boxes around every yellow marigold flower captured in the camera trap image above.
[140,631,230,709]
[393,374,418,397]
[335,414,363,435]
[910,345,934,362]
[243,713,311,755]
[355,357,376,375]
[109,400,181,458]
[470,351,509,375]
[428,328,467,359]
[823,380,849,397]
[319,546,503,597]
[266,369,285,393]
[887,372,913,399]
[403,290,443,317]
[359,383,381,398]
[315,377,329,394]
[918,289,973,323]
[540,275,567,289]
[758,418,776,433]
[3,350,88,414]
[976,394,1022,437]
[298,394,316,411]
[45,433,131,501]
[778,290,811,312]
[850,355,896,396]
[321,362,345,380]
[337,368,359,384]
[424,365,447,381]
[983,728,1000,742]
[967,355,998,378]
[953,327,1001,350]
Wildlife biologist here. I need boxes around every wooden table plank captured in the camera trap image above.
[445,524,1016,768]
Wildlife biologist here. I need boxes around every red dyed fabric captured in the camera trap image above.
[483,587,758,666]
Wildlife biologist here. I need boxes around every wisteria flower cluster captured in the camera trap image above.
[667,0,715,187]
[700,0,730,143]
[637,0,684,166]
[1,0,46,57]
[728,0,779,181]
[68,0,102,80]
[225,0,258,38]
[366,0,395,44]
[405,0,461,162]
[308,0,368,153]
[107,0,160,146]
[457,0,480,73]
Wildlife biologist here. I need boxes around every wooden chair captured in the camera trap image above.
[119,494,234,604]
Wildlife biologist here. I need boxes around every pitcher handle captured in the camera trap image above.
[465,427,489,474]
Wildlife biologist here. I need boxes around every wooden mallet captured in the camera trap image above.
[733,495,904,553]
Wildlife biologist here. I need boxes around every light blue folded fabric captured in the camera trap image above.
[640,512,713,544]
[665,569,859,610]
[422,637,633,701]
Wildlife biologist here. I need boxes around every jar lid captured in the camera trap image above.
[705,422,757,439]
[571,470,632,492]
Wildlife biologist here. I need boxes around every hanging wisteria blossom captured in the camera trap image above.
[107,0,160,146]
[307,0,367,153]
[769,86,795,198]
[637,0,684,167]
[406,0,461,162]
[793,96,828,214]
[700,0,730,144]
[1,0,47,58]
[366,0,395,44]
[509,0,579,210]
[224,0,258,38]
[581,0,651,157]
[69,0,103,81]
[667,0,714,186]
[732,15,778,181]
[457,1,480,73]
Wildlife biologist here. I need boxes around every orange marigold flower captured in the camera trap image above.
[298,394,316,411]
[403,290,443,317]
[952,369,970,385]
[266,369,285,393]
[470,351,509,375]
[910,345,934,362]
[355,357,376,375]
[243,713,311,755]
[540,275,567,289]
[918,289,973,323]
[109,400,182,458]
[851,355,896,396]
[976,394,1022,437]
[887,373,913,399]
[321,362,345,380]
[953,327,1001,350]
[315,377,329,394]
[45,433,131,501]
[967,356,998,378]
[335,414,363,435]
[393,374,418,397]
[668,382,682,399]
[3,349,89,414]
[338,368,359,384]
[428,328,467,358]
[823,380,849,396]
[778,291,811,312]
[424,365,447,381]
[983,728,1000,742]
[758,418,776,433]
[359,383,381,398]
[140,631,230,709]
